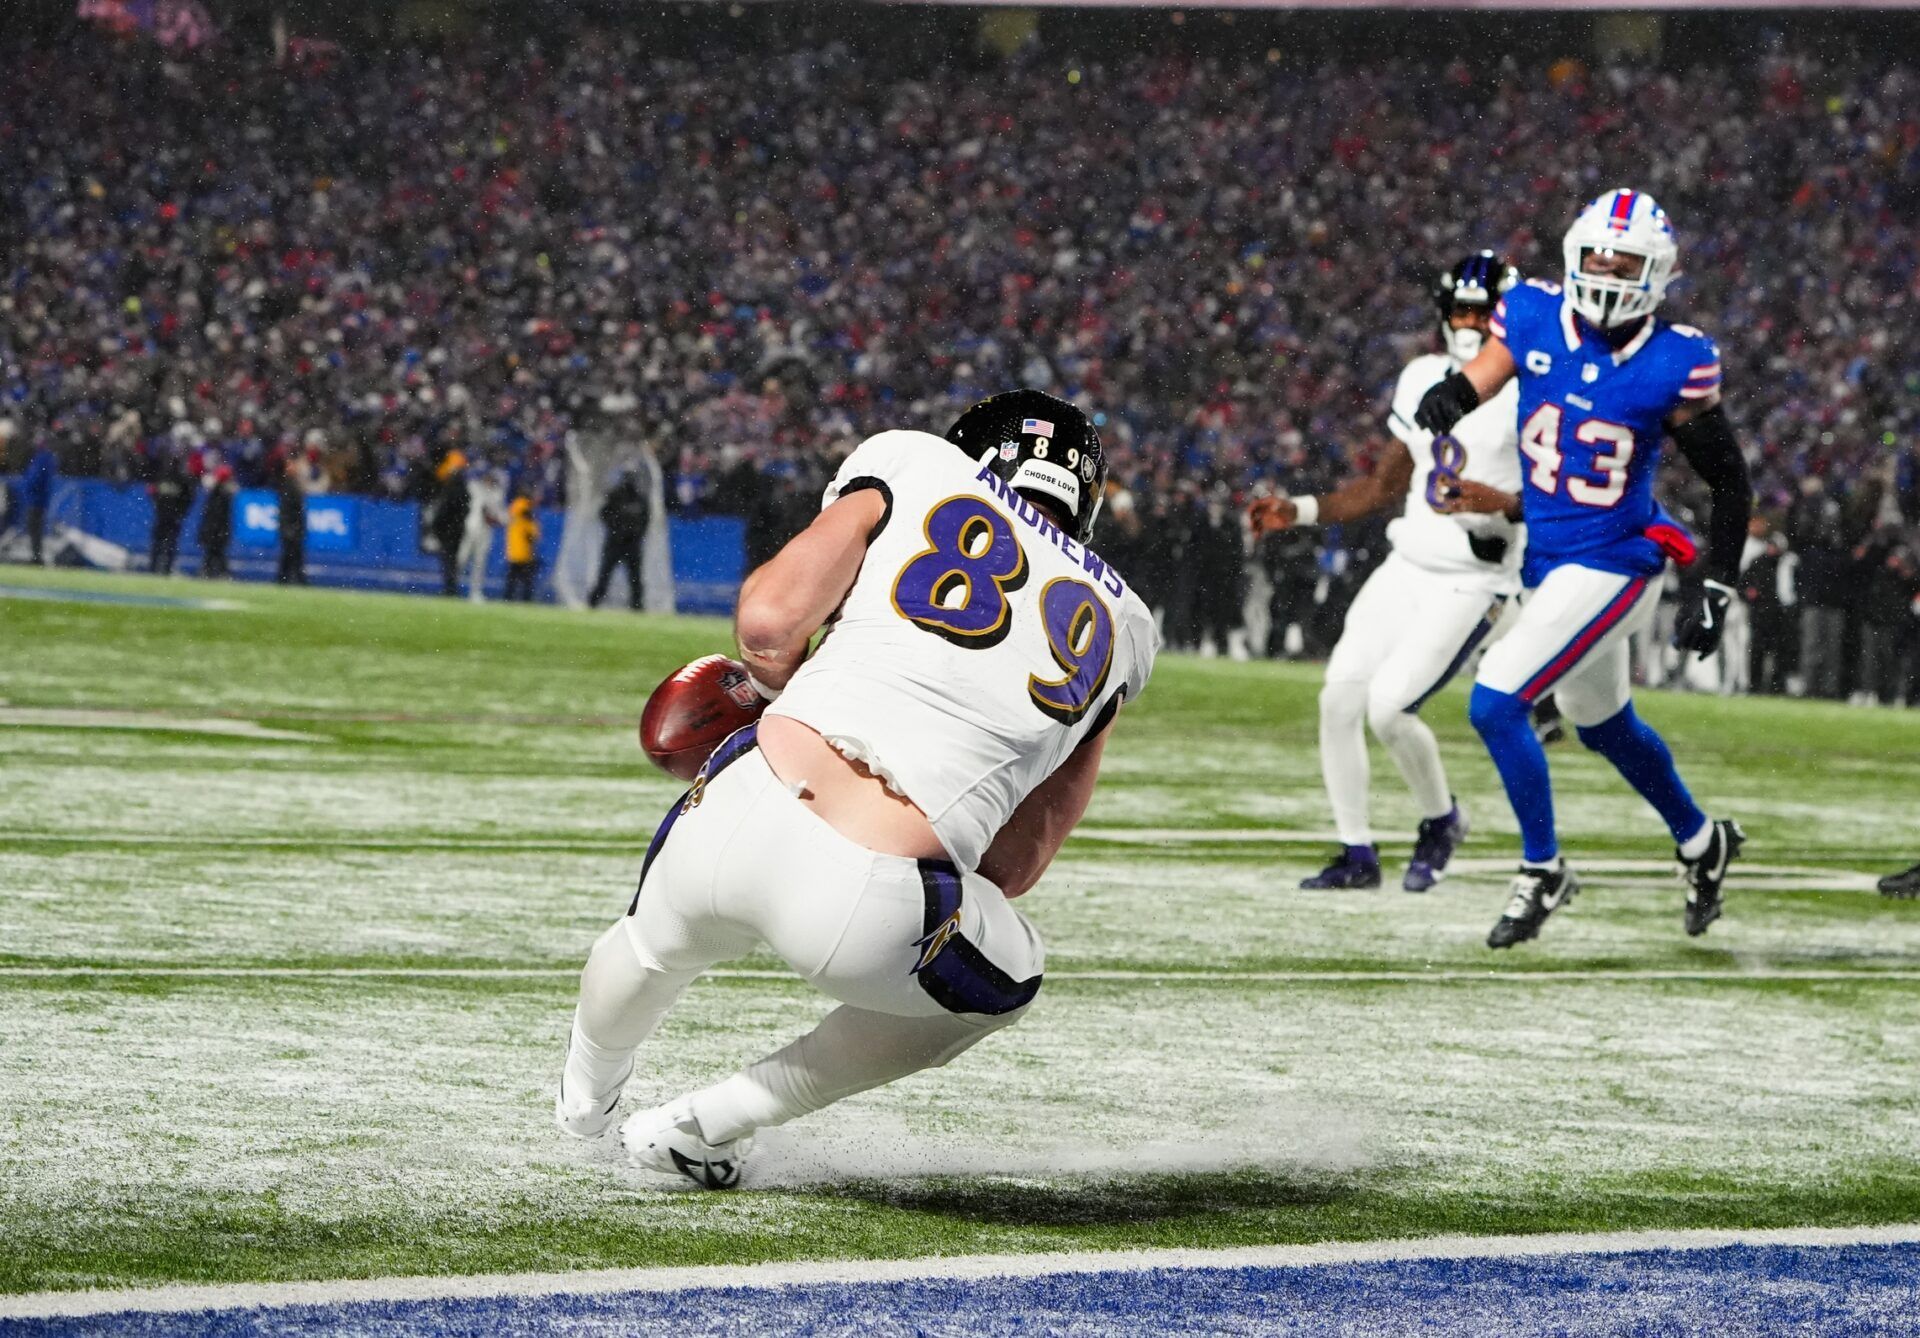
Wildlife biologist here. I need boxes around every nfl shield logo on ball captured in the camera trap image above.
[719,668,760,710]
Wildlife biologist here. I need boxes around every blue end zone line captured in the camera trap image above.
[6,1225,1920,1322]
[0,584,244,611]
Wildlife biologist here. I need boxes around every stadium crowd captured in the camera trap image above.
[4,31,1920,696]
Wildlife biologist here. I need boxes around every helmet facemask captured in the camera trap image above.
[1432,251,1517,366]
[1563,190,1678,329]
[1444,321,1487,365]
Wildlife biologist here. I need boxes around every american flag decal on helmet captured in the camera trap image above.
[1020,417,1055,436]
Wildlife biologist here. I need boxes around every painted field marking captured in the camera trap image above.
[1,832,631,852]
[4,966,1919,985]
[5,1222,1919,1320]
[0,708,324,743]
[0,584,245,612]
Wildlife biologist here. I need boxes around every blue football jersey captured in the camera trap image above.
[1492,279,1722,584]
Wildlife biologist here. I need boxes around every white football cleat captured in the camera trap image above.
[622,1098,751,1189]
[553,1062,631,1141]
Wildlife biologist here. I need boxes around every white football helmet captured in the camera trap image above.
[1563,188,1678,328]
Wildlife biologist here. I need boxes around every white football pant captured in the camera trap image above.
[1475,562,1662,723]
[564,726,1042,1146]
[1320,552,1502,846]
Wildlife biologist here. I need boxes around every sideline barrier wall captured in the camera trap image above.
[4,478,745,615]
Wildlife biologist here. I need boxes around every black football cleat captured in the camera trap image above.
[1487,862,1579,949]
[1678,819,1745,936]
[1878,862,1920,900]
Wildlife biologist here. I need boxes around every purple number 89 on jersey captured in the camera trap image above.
[1423,434,1467,511]
[893,496,1116,724]
[891,495,1030,647]
[1028,577,1115,725]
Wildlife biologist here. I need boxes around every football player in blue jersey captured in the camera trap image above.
[1414,188,1752,948]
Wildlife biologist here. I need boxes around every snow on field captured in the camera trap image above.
[3,968,1916,1261]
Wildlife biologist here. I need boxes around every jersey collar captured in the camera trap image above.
[1559,298,1658,365]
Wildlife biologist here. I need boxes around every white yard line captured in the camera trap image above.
[4,966,1919,984]
[0,829,1887,883]
[5,1223,1919,1319]
[0,708,324,743]
[2,833,631,851]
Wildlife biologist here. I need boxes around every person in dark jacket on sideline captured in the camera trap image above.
[276,462,307,585]
[198,466,236,578]
[589,471,649,610]
[1740,525,1791,696]
[1853,532,1916,705]
[148,452,193,575]
[18,440,56,564]
[430,450,472,596]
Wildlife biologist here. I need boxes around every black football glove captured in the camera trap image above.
[1673,579,1736,659]
[1413,370,1481,435]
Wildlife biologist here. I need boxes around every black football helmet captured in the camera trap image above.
[1431,251,1519,363]
[944,389,1107,542]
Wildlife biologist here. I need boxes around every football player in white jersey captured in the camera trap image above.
[1250,253,1524,892]
[555,390,1158,1186]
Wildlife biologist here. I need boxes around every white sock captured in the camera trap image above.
[1521,855,1562,873]
[1371,705,1452,823]
[562,1016,635,1106]
[689,1005,1012,1144]
[1319,680,1373,846]
[563,920,699,1105]
[1678,820,1714,861]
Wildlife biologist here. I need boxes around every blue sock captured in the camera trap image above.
[1469,684,1559,864]
[1574,704,1706,845]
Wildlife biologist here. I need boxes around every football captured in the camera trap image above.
[638,654,768,782]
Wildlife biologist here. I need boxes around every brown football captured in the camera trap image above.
[639,654,768,782]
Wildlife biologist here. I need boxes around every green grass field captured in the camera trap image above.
[4,567,1920,1298]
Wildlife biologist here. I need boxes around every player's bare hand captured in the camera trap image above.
[1248,496,1298,534]
[1434,479,1517,518]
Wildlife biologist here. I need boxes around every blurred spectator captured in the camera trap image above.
[198,466,235,579]
[1739,520,1793,696]
[460,466,506,603]
[276,463,306,586]
[430,451,472,597]
[1258,521,1318,659]
[1854,530,1918,705]
[18,440,57,565]
[148,451,192,576]
[504,494,540,602]
[590,472,649,611]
